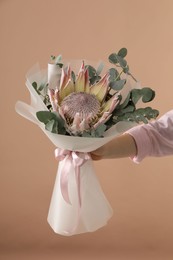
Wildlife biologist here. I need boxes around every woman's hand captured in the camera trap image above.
[90,134,137,160]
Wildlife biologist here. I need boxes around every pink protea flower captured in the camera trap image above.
[48,61,119,136]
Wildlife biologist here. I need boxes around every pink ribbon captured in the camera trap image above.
[54,148,91,208]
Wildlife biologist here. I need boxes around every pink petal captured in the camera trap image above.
[101,95,119,113]
[93,112,111,129]
[84,69,90,93]
[59,67,71,90]
[59,79,74,100]
[108,96,119,114]
[79,118,90,131]
[70,113,81,133]
[48,88,57,111]
[75,61,85,92]
[90,73,109,102]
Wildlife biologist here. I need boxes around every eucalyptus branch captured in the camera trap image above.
[127,71,138,82]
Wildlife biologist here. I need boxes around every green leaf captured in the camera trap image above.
[32,81,40,95]
[108,53,118,64]
[116,55,127,68]
[36,111,56,124]
[90,75,101,85]
[95,124,107,137]
[134,107,158,123]
[109,68,119,81]
[123,65,129,73]
[131,89,142,104]
[32,81,37,89]
[82,124,107,138]
[85,65,102,84]
[141,87,155,102]
[118,48,127,58]
[109,79,126,90]
[86,65,96,78]
[141,107,159,119]
[113,102,135,117]
[38,83,46,92]
[113,107,159,124]
[82,131,92,137]
[56,63,63,68]
[45,119,58,133]
[36,111,66,134]
[122,105,135,113]
[55,55,62,63]
[96,62,104,75]
[119,92,131,108]
[131,88,156,105]
[71,71,76,83]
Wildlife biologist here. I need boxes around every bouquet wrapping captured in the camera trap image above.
[15,49,159,236]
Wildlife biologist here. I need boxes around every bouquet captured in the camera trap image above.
[15,48,159,236]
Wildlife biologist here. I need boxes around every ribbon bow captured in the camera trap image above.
[55,148,91,208]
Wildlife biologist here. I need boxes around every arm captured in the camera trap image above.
[90,133,137,160]
[128,109,173,162]
[91,110,173,162]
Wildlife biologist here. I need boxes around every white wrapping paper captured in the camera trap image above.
[15,64,137,236]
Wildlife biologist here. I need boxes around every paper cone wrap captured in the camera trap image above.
[15,64,136,236]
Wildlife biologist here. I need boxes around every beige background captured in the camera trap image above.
[1,0,173,259]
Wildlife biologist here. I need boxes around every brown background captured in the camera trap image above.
[1,0,173,259]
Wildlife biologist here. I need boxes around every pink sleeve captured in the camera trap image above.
[126,110,173,163]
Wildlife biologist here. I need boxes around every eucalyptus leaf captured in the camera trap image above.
[32,81,37,89]
[55,55,62,63]
[136,114,148,124]
[131,89,142,104]
[122,105,135,113]
[134,108,155,123]
[82,131,92,137]
[94,124,107,137]
[96,62,104,75]
[38,83,46,91]
[141,87,155,102]
[141,107,159,119]
[45,119,58,133]
[32,81,40,95]
[36,111,66,134]
[119,92,131,108]
[131,88,155,105]
[36,111,57,124]
[113,107,159,124]
[123,65,129,73]
[56,63,63,68]
[90,75,101,85]
[118,48,127,58]
[113,103,135,116]
[71,71,76,83]
[82,124,107,138]
[116,55,127,68]
[108,53,118,64]
[109,68,119,81]
[109,79,126,90]
[86,65,96,78]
